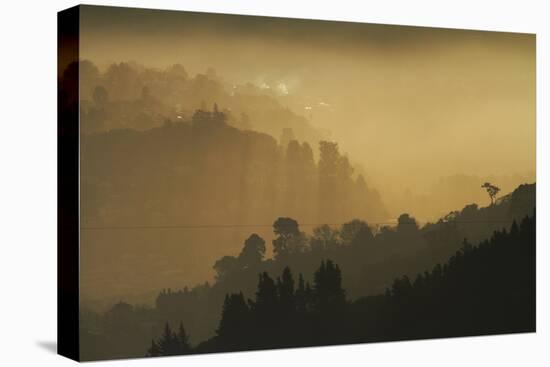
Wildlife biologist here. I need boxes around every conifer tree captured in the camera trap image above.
[158,322,179,356]
[254,272,278,313]
[295,273,307,313]
[146,339,161,357]
[277,267,295,314]
[177,322,192,354]
[217,292,250,340]
[313,260,346,313]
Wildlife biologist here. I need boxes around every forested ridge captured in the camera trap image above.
[81,107,387,227]
[149,212,535,356]
[79,183,535,360]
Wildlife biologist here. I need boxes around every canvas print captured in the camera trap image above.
[58,5,536,361]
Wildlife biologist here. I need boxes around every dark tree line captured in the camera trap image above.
[155,259,347,354]
[146,322,192,357]
[208,260,347,351]
[347,212,535,343]
[148,211,535,356]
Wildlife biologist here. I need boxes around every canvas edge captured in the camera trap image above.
[57,4,81,362]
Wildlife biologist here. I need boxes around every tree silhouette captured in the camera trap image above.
[340,219,373,247]
[238,234,266,268]
[158,323,180,356]
[272,217,306,259]
[396,213,418,231]
[310,224,339,252]
[254,272,278,313]
[312,260,346,314]
[277,267,295,314]
[177,323,192,354]
[481,182,500,205]
[295,273,308,313]
[216,292,250,343]
[318,141,355,222]
[145,322,193,357]
[273,217,299,237]
[146,339,161,357]
[213,255,239,282]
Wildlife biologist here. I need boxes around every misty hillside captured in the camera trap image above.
[81,107,388,227]
[74,59,536,224]
[78,60,325,146]
[79,104,388,305]
[385,172,535,222]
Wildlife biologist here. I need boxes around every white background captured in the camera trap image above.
[0,0,548,365]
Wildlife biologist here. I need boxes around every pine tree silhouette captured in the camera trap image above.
[216,292,250,348]
[146,339,161,357]
[313,260,346,314]
[177,323,192,354]
[158,323,179,356]
[277,267,295,314]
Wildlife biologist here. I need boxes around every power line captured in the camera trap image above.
[80,220,517,231]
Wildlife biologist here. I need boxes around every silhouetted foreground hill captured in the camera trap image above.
[347,212,535,343]
[152,212,534,356]
[79,184,534,360]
